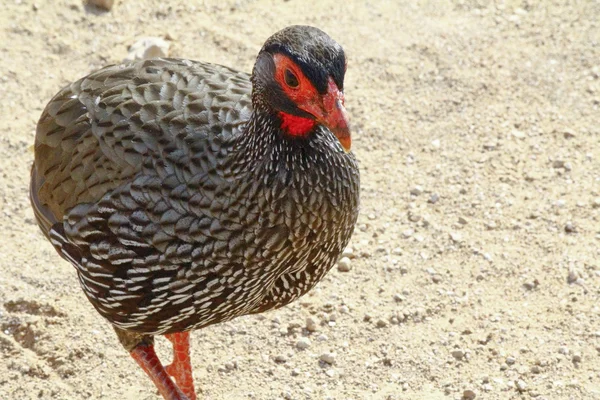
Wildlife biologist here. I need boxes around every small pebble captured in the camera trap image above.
[410,185,423,196]
[403,229,414,238]
[523,279,539,290]
[393,294,404,302]
[572,353,582,363]
[337,257,351,272]
[462,389,476,400]
[376,318,388,328]
[224,361,236,371]
[306,317,318,332]
[552,160,565,169]
[516,379,527,392]
[563,129,576,138]
[592,198,600,208]
[342,247,354,258]
[316,334,328,342]
[408,213,421,222]
[483,141,497,150]
[320,352,336,365]
[125,37,170,61]
[511,129,526,139]
[451,350,465,360]
[392,247,403,255]
[506,356,516,365]
[274,354,287,363]
[164,30,177,41]
[296,337,311,350]
[88,0,114,10]
[485,221,497,230]
[564,222,576,233]
[428,193,439,204]
[450,232,463,243]
[325,369,336,377]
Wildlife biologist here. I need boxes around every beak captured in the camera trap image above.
[319,79,351,152]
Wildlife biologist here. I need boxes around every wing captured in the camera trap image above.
[31,58,256,333]
[31,57,252,232]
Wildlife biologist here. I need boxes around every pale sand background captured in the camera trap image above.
[0,1,599,399]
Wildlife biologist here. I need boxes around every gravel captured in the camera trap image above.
[428,193,440,204]
[306,317,318,333]
[515,379,527,392]
[88,0,114,10]
[296,337,311,350]
[410,185,423,196]
[337,257,352,272]
[451,350,465,360]
[274,354,287,364]
[320,352,337,365]
[564,222,576,233]
[450,232,463,243]
[376,318,388,328]
[462,389,476,400]
[124,37,170,61]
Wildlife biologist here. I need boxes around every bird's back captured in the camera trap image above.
[31,58,252,233]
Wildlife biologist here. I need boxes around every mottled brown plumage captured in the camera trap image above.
[30,25,359,399]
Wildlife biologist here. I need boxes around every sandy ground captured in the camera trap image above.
[1,0,599,399]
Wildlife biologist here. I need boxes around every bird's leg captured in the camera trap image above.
[164,332,197,400]
[130,344,190,400]
[114,327,190,400]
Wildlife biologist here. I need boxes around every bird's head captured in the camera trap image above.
[251,25,351,152]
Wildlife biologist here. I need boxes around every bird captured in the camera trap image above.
[29,25,359,400]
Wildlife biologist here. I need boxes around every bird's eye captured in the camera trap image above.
[284,69,299,88]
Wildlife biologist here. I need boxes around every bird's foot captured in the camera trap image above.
[165,331,197,400]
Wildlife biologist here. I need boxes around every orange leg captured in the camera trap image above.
[130,344,190,400]
[165,332,197,400]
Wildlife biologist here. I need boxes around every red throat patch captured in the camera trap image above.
[278,112,316,137]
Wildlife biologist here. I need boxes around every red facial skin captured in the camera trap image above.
[273,54,351,152]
